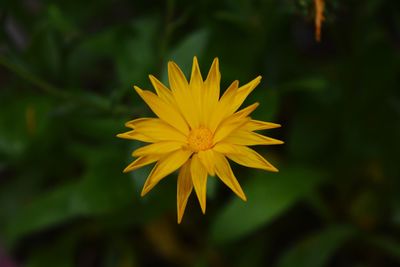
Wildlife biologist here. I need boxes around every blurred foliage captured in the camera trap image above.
[1,0,400,266]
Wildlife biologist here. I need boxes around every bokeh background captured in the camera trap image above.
[1,0,400,266]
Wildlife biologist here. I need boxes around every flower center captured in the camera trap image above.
[187,127,213,152]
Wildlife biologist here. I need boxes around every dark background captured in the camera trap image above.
[1,0,400,266]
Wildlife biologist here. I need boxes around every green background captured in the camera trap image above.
[1,0,400,266]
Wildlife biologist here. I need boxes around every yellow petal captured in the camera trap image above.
[190,57,204,123]
[190,56,203,92]
[212,142,238,154]
[232,102,260,119]
[240,119,281,131]
[213,117,249,145]
[116,130,155,143]
[168,61,189,93]
[149,75,175,104]
[190,154,208,213]
[204,58,220,103]
[221,80,239,100]
[203,58,220,125]
[134,86,189,135]
[229,76,262,114]
[130,118,187,142]
[197,149,216,176]
[213,143,278,172]
[123,155,160,173]
[168,61,200,128]
[223,130,284,146]
[214,152,247,201]
[177,160,193,223]
[208,80,239,132]
[132,141,184,157]
[124,118,152,129]
[213,103,259,144]
[141,149,192,196]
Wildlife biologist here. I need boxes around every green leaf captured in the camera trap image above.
[276,225,356,267]
[26,232,77,267]
[104,238,138,267]
[210,166,324,243]
[280,77,328,93]
[2,149,135,247]
[3,183,81,247]
[250,86,280,122]
[161,29,209,82]
[0,94,54,160]
[366,235,400,263]
[47,4,76,34]
[206,176,218,199]
[115,17,159,86]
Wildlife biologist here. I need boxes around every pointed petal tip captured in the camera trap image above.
[201,205,206,214]
[233,188,247,202]
[123,166,131,173]
[247,76,262,89]
[140,182,151,196]
[167,61,176,73]
[140,188,148,197]
[210,57,219,69]
[116,132,134,140]
[116,133,129,139]
[266,166,279,172]
[168,60,178,68]
[255,122,282,129]
[133,85,142,94]
[237,192,247,202]
[124,121,136,128]
[213,58,219,68]
[195,190,207,215]
[192,57,199,68]
[177,209,184,224]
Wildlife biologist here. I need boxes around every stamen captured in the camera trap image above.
[187,127,213,152]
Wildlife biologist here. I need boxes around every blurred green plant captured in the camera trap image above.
[1,0,400,266]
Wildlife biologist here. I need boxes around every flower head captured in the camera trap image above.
[117,57,283,223]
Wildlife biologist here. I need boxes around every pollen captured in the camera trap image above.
[187,127,213,152]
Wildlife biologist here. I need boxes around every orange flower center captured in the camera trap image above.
[188,127,213,152]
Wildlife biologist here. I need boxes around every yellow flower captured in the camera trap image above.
[118,57,283,223]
